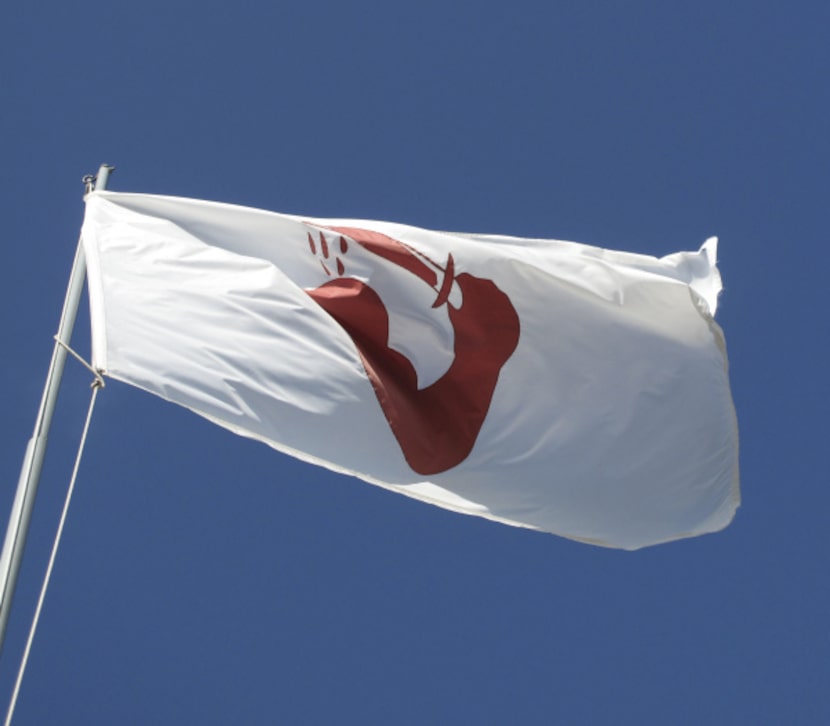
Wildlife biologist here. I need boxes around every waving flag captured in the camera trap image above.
[81,191,739,549]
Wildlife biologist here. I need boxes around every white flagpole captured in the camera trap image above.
[0,164,113,654]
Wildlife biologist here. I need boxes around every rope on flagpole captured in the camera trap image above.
[52,337,105,388]
[4,377,104,726]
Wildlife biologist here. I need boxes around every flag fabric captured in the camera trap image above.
[81,191,739,549]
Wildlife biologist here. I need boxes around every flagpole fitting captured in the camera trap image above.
[82,164,115,195]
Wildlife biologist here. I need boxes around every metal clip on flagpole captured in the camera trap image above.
[0,164,113,655]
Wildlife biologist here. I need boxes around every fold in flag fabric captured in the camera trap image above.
[81,191,739,549]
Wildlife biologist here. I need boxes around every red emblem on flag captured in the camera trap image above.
[306,226,520,475]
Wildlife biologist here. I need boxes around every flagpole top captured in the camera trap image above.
[83,164,115,194]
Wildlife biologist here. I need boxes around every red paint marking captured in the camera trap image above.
[307,231,519,475]
[432,254,455,308]
[328,226,439,290]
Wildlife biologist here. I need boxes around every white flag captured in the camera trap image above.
[81,191,739,549]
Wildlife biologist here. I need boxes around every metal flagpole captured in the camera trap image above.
[0,164,113,655]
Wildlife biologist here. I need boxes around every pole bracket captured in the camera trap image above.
[82,164,115,194]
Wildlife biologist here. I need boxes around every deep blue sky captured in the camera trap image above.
[1,2,828,723]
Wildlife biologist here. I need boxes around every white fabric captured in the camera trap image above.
[81,191,739,549]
